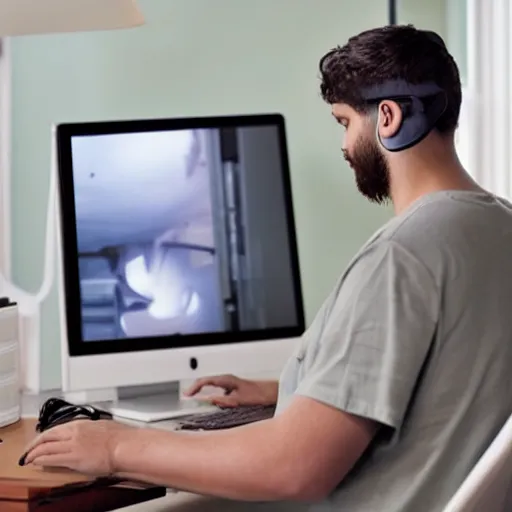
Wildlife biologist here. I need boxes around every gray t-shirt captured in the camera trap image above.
[276,190,512,512]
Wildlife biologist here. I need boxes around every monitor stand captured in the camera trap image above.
[63,381,218,423]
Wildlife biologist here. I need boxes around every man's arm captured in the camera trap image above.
[112,396,377,502]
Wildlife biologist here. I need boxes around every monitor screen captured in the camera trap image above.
[57,114,304,356]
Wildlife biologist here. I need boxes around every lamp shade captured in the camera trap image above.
[0,0,144,36]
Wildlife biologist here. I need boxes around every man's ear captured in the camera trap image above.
[376,100,403,140]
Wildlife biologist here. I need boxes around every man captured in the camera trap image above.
[22,25,512,511]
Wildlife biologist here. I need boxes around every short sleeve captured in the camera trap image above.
[295,240,439,433]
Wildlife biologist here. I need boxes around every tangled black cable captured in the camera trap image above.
[36,397,113,433]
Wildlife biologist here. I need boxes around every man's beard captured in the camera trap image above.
[343,135,390,204]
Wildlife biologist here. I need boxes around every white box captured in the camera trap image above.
[0,303,20,427]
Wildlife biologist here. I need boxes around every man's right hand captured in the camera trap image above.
[183,374,278,408]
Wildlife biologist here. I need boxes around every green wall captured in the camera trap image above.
[397,0,467,84]
[10,0,451,390]
[397,0,447,38]
[445,0,468,85]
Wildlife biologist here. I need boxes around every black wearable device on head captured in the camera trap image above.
[361,79,448,152]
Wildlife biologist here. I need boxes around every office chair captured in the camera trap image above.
[442,413,512,512]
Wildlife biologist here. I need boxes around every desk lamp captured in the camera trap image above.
[0,0,144,36]
[0,1,144,425]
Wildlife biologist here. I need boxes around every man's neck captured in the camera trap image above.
[388,141,483,215]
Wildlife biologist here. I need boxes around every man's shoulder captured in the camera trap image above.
[377,190,512,247]
[353,190,512,284]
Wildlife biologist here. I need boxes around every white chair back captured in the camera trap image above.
[443,414,512,512]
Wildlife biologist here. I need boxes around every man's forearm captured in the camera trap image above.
[256,380,279,405]
[111,420,296,501]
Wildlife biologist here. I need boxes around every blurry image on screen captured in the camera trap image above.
[72,125,298,342]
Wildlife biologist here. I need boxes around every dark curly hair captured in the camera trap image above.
[319,25,461,133]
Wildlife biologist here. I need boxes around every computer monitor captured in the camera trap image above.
[56,113,305,421]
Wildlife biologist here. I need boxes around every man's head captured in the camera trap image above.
[319,25,462,204]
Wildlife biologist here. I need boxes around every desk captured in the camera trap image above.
[0,393,309,512]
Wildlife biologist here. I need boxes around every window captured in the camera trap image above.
[455,86,472,176]
[463,0,512,197]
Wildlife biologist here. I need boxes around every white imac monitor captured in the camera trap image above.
[56,113,305,422]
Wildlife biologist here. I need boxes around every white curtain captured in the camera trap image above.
[464,0,512,198]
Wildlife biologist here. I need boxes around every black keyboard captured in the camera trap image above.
[177,405,276,431]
